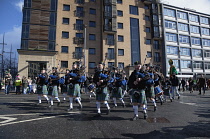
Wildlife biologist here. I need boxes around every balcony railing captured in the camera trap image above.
[104,0,116,5]
[74,10,85,17]
[75,0,84,4]
[73,52,83,59]
[74,24,84,30]
[106,38,115,45]
[104,12,112,18]
[74,37,84,45]
[141,0,153,3]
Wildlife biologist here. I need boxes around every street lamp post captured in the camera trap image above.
[84,25,87,77]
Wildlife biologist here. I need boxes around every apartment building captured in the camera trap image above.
[18,0,162,77]
[160,4,210,77]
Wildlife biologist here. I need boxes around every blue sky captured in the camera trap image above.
[0,0,210,62]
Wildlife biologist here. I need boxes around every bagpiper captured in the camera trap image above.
[93,62,111,116]
[36,69,49,104]
[48,67,60,107]
[128,61,149,120]
[60,69,70,101]
[67,62,85,111]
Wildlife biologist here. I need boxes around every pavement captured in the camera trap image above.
[0,90,210,139]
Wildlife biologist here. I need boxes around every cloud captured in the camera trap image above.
[15,0,24,12]
[161,0,210,14]
[0,25,21,56]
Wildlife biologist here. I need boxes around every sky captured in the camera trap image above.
[0,0,210,62]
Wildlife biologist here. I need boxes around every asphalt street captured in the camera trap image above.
[0,90,210,139]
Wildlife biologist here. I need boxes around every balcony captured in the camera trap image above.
[75,0,84,4]
[106,38,115,45]
[141,0,153,4]
[104,0,116,5]
[74,10,85,17]
[104,12,112,18]
[154,57,161,62]
[104,24,117,32]
[152,9,158,14]
[73,37,84,45]
[74,24,84,30]
[73,52,83,59]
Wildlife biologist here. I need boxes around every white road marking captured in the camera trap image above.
[0,116,17,124]
[2,102,36,104]
[0,111,81,127]
[179,101,198,106]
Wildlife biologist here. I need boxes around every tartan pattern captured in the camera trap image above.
[145,86,155,98]
[96,87,109,101]
[37,85,48,95]
[112,87,123,98]
[52,86,59,97]
[68,84,81,97]
[61,85,68,93]
[132,89,147,104]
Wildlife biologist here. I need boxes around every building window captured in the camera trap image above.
[75,19,84,30]
[204,62,210,69]
[22,25,30,39]
[146,27,150,32]
[89,34,96,40]
[61,46,68,53]
[89,8,96,15]
[178,23,189,32]
[167,46,178,55]
[75,6,84,17]
[166,33,177,42]
[181,60,191,68]
[50,12,56,26]
[50,0,57,11]
[89,21,96,27]
[203,39,210,46]
[201,27,210,36]
[24,0,31,8]
[107,34,114,45]
[192,49,202,57]
[164,8,175,17]
[117,0,122,4]
[193,62,203,69]
[89,62,96,69]
[146,39,151,44]
[167,59,179,68]
[118,23,123,29]
[200,17,209,24]
[177,11,188,20]
[62,18,69,24]
[118,49,124,56]
[190,25,200,34]
[191,37,201,45]
[154,40,159,49]
[48,42,55,51]
[63,4,70,11]
[61,61,68,68]
[89,0,96,2]
[189,14,199,22]
[165,20,177,30]
[129,5,138,15]
[145,15,150,21]
[118,35,124,42]
[147,52,152,57]
[118,62,124,69]
[180,47,190,56]
[144,4,149,9]
[154,52,160,62]
[62,31,69,38]
[108,48,115,59]
[117,10,123,16]
[23,9,30,23]
[108,62,115,68]
[89,48,96,55]
[179,35,190,44]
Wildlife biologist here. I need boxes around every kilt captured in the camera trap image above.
[61,84,68,93]
[132,89,147,105]
[128,89,134,96]
[112,87,123,98]
[154,86,163,95]
[96,87,109,101]
[37,85,48,95]
[68,84,81,97]
[52,86,59,97]
[145,86,155,98]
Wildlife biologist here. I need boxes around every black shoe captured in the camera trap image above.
[37,103,41,105]
[178,96,180,99]
[67,108,73,111]
[170,99,173,102]
[106,109,110,115]
[94,113,101,117]
[57,102,60,106]
[160,101,163,105]
[154,106,157,112]
[144,113,148,119]
[132,115,138,121]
